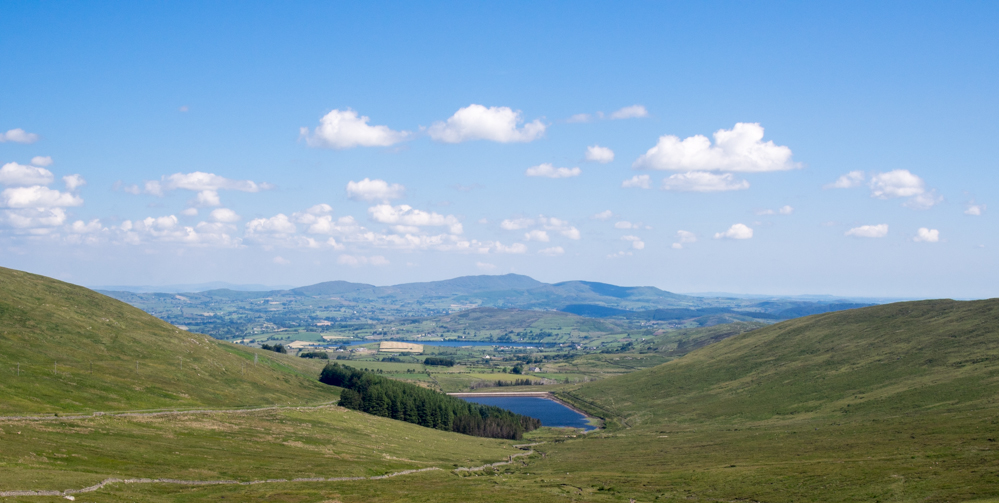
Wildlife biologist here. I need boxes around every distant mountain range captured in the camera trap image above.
[97,273,878,320]
[90,281,296,293]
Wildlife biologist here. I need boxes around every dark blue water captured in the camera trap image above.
[460,396,595,431]
[344,340,551,348]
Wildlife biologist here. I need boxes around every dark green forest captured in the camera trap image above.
[319,363,541,439]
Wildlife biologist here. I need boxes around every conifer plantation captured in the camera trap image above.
[320,363,541,439]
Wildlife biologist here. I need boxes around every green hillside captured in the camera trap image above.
[0,267,337,415]
[569,298,999,423]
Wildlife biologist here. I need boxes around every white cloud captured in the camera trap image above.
[714,223,753,240]
[338,254,390,267]
[114,215,240,247]
[538,246,564,256]
[492,242,528,254]
[163,172,266,193]
[501,218,534,230]
[30,156,53,167]
[428,104,546,143]
[525,163,581,178]
[869,170,925,199]
[0,128,39,144]
[566,113,593,123]
[661,171,749,192]
[273,256,290,265]
[301,109,410,149]
[210,208,240,223]
[539,216,580,240]
[585,145,615,163]
[826,170,865,189]
[346,178,406,202]
[246,214,296,235]
[609,105,649,120]
[524,229,550,242]
[614,221,634,229]
[672,230,697,249]
[621,235,645,249]
[368,204,463,234]
[607,250,633,258]
[0,186,83,208]
[1,208,68,230]
[180,208,199,216]
[913,228,939,243]
[634,123,796,172]
[195,190,221,207]
[965,203,985,216]
[68,219,104,234]
[592,210,613,220]
[476,261,497,270]
[757,205,794,216]
[0,163,54,186]
[63,174,86,191]
[867,170,939,209]
[621,174,651,189]
[845,224,888,238]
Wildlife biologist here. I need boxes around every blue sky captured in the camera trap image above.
[1,1,997,297]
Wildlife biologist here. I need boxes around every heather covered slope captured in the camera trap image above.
[568,299,999,424]
[0,267,337,414]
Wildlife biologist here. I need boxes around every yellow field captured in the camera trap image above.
[379,341,424,352]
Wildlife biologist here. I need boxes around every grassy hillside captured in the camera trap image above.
[569,299,999,423]
[0,267,337,415]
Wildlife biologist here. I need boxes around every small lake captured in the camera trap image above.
[459,396,596,431]
[344,340,553,348]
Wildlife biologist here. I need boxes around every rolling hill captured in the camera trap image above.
[0,266,337,415]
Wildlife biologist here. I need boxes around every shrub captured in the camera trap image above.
[261,343,288,354]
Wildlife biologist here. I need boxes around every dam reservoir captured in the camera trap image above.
[457,395,596,431]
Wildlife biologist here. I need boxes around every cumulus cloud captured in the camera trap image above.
[661,171,749,192]
[913,227,939,243]
[368,204,463,234]
[0,128,39,144]
[525,163,581,178]
[524,229,549,242]
[30,156,53,167]
[633,123,796,172]
[845,224,888,238]
[0,186,83,208]
[346,178,406,202]
[826,170,865,189]
[491,242,528,254]
[965,203,985,216]
[181,208,199,216]
[714,223,753,240]
[195,190,221,207]
[210,208,240,223]
[614,221,636,229]
[501,217,534,230]
[566,113,593,123]
[114,215,240,247]
[621,235,645,250]
[132,172,271,207]
[539,216,580,240]
[300,109,410,149]
[63,174,86,191]
[428,104,546,143]
[868,170,940,209]
[757,205,794,216]
[538,246,564,256]
[0,208,68,231]
[0,162,54,186]
[672,230,697,249]
[592,210,614,220]
[621,175,651,189]
[246,214,296,235]
[585,145,615,163]
[609,105,649,120]
[607,251,633,258]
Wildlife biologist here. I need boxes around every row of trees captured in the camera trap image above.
[319,363,541,440]
[423,356,455,366]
